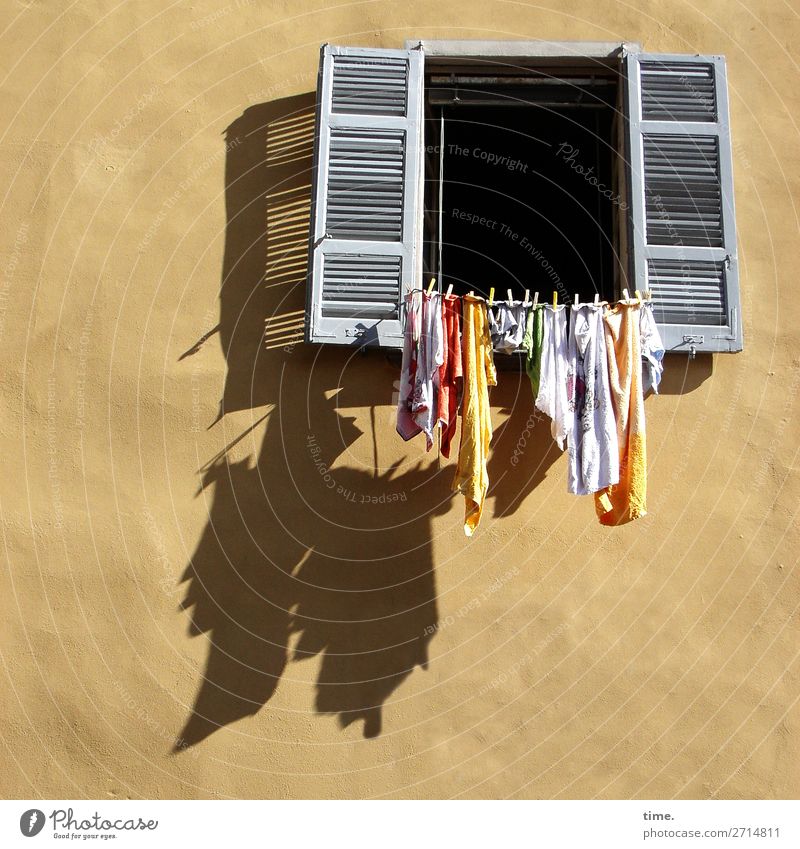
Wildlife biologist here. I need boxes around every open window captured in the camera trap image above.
[304,41,742,354]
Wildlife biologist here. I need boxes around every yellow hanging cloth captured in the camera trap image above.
[452,295,497,536]
[595,301,647,524]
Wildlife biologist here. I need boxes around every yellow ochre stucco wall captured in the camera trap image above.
[1,0,799,799]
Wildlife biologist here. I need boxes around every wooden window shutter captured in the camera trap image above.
[305,44,424,347]
[624,51,743,353]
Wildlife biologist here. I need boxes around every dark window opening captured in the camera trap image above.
[423,74,619,306]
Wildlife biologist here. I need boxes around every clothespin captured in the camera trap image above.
[552,291,558,309]
[594,293,600,304]
[635,289,643,303]
[488,287,495,306]
[523,289,530,305]
[506,289,513,303]
[645,289,652,301]
[622,288,630,302]
[574,293,579,306]
[468,290,474,297]
[446,283,453,296]
[533,291,539,306]
[426,277,436,295]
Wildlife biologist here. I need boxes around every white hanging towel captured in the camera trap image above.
[639,301,665,395]
[411,292,444,450]
[566,304,620,495]
[535,304,570,450]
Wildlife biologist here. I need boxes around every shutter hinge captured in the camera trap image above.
[345,327,367,338]
[724,254,732,270]
[713,307,737,340]
[313,232,332,249]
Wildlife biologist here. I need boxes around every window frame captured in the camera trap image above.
[304,40,742,354]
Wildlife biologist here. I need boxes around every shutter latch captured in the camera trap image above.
[683,334,704,359]
[313,232,332,249]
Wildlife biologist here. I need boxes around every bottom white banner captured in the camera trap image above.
[1,799,797,848]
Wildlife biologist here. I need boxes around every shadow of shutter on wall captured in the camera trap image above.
[625,52,742,353]
[305,45,424,347]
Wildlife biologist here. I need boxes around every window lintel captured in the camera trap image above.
[403,39,641,67]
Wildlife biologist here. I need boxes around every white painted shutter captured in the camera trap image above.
[624,52,742,353]
[305,45,424,347]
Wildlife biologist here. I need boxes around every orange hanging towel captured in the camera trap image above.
[452,295,496,536]
[595,300,647,524]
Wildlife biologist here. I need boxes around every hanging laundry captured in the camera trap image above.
[522,303,544,397]
[566,304,620,495]
[488,300,526,353]
[411,292,444,451]
[535,304,570,450]
[595,301,646,524]
[438,293,463,458]
[453,294,497,536]
[640,300,665,395]
[396,290,422,442]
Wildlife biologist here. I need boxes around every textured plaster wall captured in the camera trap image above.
[1,0,799,799]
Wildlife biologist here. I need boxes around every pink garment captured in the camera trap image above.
[438,294,463,458]
[396,291,422,441]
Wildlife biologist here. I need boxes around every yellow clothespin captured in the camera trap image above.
[552,291,558,309]
[426,277,436,295]
[635,289,643,303]
[446,283,453,296]
[488,287,495,306]
[622,288,630,302]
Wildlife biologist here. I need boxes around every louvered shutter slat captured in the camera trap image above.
[306,45,424,346]
[640,60,717,122]
[321,255,403,317]
[330,55,409,116]
[647,259,727,325]
[625,52,742,353]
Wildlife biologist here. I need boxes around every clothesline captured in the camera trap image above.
[404,285,655,307]
[395,287,666,536]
